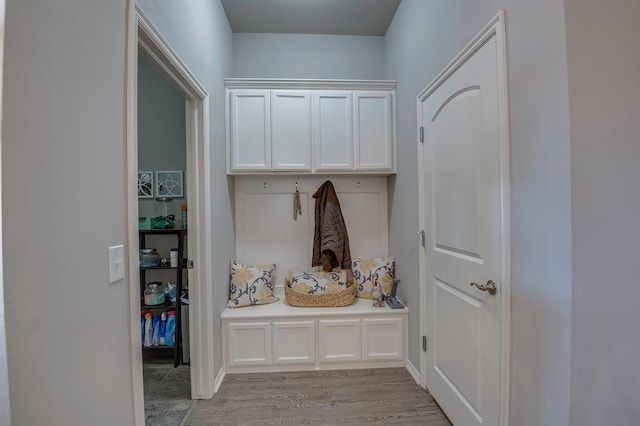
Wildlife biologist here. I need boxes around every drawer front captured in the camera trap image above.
[227,322,271,367]
[361,317,404,361]
[272,321,316,365]
[318,319,361,363]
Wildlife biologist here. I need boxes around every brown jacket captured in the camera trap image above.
[312,180,352,271]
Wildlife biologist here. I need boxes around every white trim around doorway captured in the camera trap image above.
[126,3,215,424]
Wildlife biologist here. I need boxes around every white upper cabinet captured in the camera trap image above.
[228,90,271,171]
[225,80,396,175]
[354,91,394,171]
[313,91,354,171]
[271,90,312,171]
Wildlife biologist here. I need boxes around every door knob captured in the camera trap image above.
[470,280,497,295]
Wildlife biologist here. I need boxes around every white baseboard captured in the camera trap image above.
[406,359,421,386]
[213,366,226,394]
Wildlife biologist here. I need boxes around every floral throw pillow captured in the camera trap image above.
[288,270,348,295]
[352,257,395,299]
[227,260,278,308]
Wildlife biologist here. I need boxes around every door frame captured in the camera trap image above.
[126,3,215,423]
[0,0,10,424]
[416,10,511,425]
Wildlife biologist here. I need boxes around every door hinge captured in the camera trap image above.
[417,230,426,247]
[423,336,427,352]
[419,126,424,143]
[187,260,195,269]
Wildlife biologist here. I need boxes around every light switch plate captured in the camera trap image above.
[109,245,125,283]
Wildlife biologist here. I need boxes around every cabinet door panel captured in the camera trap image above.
[354,91,394,171]
[361,317,404,361]
[313,91,353,171]
[318,319,361,363]
[272,321,316,365]
[272,91,312,171]
[227,322,271,367]
[229,90,271,171]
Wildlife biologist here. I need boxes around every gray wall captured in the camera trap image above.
[385,1,573,425]
[135,0,234,378]
[137,53,187,219]
[2,0,233,423]
[2,1,134,424]
[565,0,640,424]
[232,33,385,79]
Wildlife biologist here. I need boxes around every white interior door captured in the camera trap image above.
[419,14,509,426]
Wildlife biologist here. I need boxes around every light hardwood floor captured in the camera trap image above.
[182,368,450,425]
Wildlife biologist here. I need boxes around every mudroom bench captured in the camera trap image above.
[221,297,408,374]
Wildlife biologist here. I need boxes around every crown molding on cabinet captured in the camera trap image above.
[224,78,397,91]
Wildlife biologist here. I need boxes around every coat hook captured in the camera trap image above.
[356,181,360,189]
[264,181,268,189]
[295,181,299,191]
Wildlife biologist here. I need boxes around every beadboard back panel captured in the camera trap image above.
[235,176,388,288]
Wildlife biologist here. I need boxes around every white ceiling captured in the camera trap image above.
[220,0,401,36]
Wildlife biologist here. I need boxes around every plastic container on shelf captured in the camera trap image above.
[141,316,145,345]
[151,315,160,346]
[138,217,152,230]
[170,248,178,267]
[144,282,165,305]
[166,282,177,303]
[152,197,175,229]
[140,248,160,267]
[143,312,154,347]
[181,204,187,229]
[159,312,167,346]
[165,310,176,347]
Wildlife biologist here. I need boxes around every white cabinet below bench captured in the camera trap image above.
[227,322,271,367]
[272,320,316,365]
[222,298,407,373]
[226,320,317,368]
[362,317,405,361]
[318,318,361,363]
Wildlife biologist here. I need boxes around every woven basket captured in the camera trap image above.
[285,278,356,307]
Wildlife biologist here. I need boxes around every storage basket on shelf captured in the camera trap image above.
[285,278,356,307]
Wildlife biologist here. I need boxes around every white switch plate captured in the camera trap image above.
[109,245,125,283]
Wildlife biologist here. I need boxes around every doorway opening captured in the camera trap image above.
[137,50,191,423]
[126,4,215,424]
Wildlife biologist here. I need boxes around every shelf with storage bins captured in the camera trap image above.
[139,227,187,367]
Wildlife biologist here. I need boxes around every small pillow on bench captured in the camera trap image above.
[227,259,278,308]
[288,270,348,295]
[352,257,395,299]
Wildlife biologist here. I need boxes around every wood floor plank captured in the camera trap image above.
[183,368,450,426]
